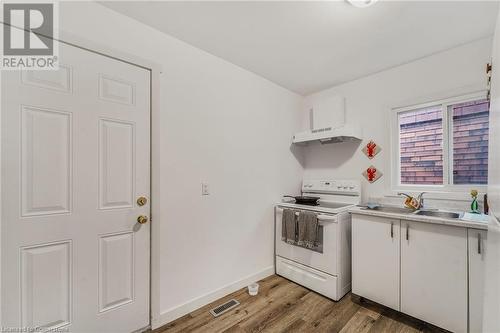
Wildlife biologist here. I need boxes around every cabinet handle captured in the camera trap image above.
[478,233,482,254]
[390,222,394,238]
[406,225,409,241]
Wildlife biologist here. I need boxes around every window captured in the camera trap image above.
[451,100,489,185]
[399,105,444,185]
[394,93,489,189]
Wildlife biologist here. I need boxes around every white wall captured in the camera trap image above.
[301,38,492,203]
[59,1,304,328]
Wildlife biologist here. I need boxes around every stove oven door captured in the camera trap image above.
[275,206,341,276]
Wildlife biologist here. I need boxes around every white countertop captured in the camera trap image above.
[349,206,489,230]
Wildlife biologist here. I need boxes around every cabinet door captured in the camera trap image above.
[401,221,467,333]
[352,215,400,310]
[469,228,487,333]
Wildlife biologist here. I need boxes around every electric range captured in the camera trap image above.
[275,179,361,301]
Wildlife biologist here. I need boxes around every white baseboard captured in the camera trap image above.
[151,266,274,330]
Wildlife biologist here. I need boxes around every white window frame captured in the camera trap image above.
[390,91,488,197]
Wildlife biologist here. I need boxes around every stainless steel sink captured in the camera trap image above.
[359,205,463,220]
[361,206,415,214]
[414,210,461,219]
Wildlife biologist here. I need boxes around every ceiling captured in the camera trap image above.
[101,1,499,95]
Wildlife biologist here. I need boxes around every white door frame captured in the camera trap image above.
[0,29,163,330]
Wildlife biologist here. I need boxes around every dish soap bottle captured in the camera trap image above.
[470,189,480,214]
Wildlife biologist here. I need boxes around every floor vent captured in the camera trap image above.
[209,299,240,317]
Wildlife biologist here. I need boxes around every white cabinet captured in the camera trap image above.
[352,214,483,333]
[469,229,487,333]
[352,215,400,310]
[400,221,468,333]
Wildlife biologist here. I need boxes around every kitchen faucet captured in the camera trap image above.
[398,192,426,210]
[416,192,425,209]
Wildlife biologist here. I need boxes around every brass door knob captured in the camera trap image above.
[137,215,149,224]
[137,196,148,206]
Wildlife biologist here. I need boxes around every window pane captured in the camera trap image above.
[399,106,443,185]
[452,99,489,185]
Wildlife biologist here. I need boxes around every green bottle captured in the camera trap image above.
[470,190,480,214]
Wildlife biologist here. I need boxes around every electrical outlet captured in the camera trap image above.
[202,183,210,195]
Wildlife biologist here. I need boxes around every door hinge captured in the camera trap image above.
[487,62,492,100]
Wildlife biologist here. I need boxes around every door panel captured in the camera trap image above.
[2,42,150,332]
[98,231,134,312]
[21,106,72,216]
[98,74,135,105]
[21,240,72,329]
[401,221,467,333]
[98,119,135,209]
[21,64,73,93]
[352,215,400,310]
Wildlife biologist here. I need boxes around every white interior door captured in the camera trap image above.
[1,42,151,332]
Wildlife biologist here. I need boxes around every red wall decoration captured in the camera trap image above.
[362,165,382,183]
[362,140,381,159]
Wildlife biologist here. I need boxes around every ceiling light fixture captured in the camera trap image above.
[346,0,379,8]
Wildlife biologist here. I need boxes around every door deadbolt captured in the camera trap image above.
[137,196,148,206]
[137,215,149,224]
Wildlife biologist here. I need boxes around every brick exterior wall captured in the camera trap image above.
[399,99,489,185]
[400,107,443,185]
[452,100,489,184]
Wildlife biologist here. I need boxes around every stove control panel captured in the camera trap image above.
[302,179,361,195]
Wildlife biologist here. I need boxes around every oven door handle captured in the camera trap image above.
[276,207,337,223]
[293,212,337,222]
[317,215,338,223]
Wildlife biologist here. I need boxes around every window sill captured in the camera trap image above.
[386,187,486,202]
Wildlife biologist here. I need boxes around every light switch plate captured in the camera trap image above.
[202,183,210,195]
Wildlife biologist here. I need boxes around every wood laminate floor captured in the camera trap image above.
[153,275,448,333]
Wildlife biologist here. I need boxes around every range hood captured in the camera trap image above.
[292,95,362,145]
[293,125,362,144]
